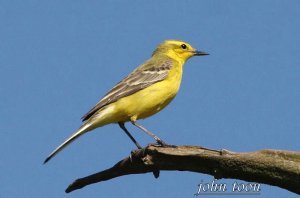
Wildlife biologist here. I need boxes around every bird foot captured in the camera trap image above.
[148,140,177,148]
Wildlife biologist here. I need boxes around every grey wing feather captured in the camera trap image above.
[81,59,173,121]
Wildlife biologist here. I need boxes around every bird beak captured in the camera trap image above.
[194,50,209,56]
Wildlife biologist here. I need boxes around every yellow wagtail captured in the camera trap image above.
[44,40,208,163]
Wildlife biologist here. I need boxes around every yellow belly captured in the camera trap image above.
[88,62,184,128]
[113,64,183,122]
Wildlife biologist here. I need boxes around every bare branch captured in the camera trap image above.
[65,145,300,194]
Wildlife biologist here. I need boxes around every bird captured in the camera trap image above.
[44,39,208,164]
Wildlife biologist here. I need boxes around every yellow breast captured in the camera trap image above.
[114,61,183,121]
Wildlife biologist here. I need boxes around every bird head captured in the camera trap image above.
[152,40,209,62]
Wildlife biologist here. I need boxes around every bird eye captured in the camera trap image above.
[181,44,187,49]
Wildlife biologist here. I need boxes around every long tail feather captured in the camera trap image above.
[44,124,91,164]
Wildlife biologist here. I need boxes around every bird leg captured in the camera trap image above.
[118,122,142,149]
[131,121,168,146]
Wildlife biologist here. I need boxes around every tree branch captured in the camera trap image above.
[65,145,300,194]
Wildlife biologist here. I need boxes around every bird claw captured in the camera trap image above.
[147,140,177,148]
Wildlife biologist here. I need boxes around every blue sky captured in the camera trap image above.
[1,0,300,197]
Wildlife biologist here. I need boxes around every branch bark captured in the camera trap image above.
[65,145,300,194]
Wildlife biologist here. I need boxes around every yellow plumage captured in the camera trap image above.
[44,40,208,163]
[105,57,183,123]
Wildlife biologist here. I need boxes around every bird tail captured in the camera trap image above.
[43,123,92,164]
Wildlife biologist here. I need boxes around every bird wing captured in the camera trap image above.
[81,59,173,121]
